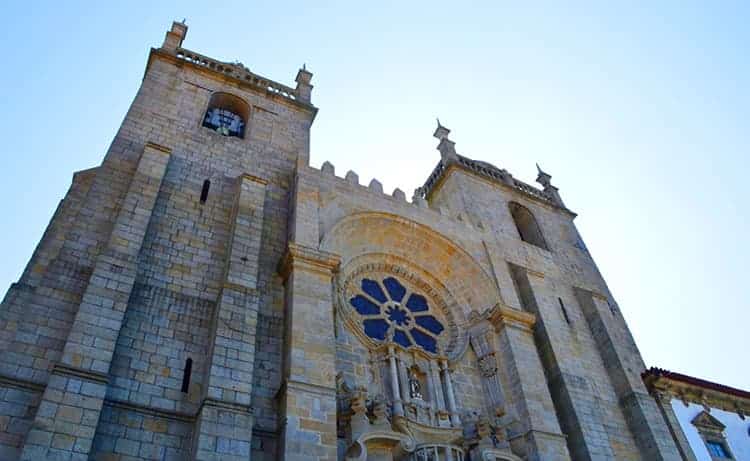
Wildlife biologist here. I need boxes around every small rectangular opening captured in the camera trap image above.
[558,298,571,325]
[200,180,210,203]
[181,358,193,393]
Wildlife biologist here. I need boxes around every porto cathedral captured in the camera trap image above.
[0,22,715,461]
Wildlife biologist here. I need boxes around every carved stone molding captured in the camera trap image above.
[486,304,536,333]
[278,243,341,280]
[478,353,499,378]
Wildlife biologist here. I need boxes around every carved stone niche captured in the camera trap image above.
[468,317,508,419]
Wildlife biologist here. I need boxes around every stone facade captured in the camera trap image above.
[0,22,690,460]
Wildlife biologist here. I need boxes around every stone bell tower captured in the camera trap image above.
[0,21,317,460]
[0,21,689,461]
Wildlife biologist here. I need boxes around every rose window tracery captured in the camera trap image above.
[349,276,445,353]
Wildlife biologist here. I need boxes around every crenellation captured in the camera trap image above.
[368,178,383,194]
[321,160,335,175]
[344,169,359,185]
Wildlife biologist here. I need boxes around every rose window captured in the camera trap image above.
[349,276,445,353]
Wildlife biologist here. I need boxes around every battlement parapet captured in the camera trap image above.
[421,154,572,213]
[315,161,486,232]
[173,48,301,103]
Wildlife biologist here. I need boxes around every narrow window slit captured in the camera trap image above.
[181,358,193,393]
[200,180,210,203]
[558,298,571,325]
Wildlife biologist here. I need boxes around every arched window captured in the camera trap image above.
[509,202,548,250]
[202,92,249,138]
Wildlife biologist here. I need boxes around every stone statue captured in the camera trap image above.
[408,370,423,400]
[369,394,390,428]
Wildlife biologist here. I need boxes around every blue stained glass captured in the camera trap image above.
[414,315,444,335]
[362,279,388,303]
[393,329,412,348]
[410,328,437,353]
[405,293,429,312]
[363,318,389,340]
[386,305,410,326]
[354,275,444,354]
[383,277,406,302]
[350,295,380,315]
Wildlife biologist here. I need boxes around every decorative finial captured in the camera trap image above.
[181,18,186,24]
[535,163,567,208]
[433,118,451,141]
[295,64,314,103]
[535,163,552,188]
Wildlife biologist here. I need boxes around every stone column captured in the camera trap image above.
[424,362,437,425]
[397,356,411,406]
[21,142,171,460]
[278,243,340,461]
[388,347,404,417]
[192,174,267,461]
[429,360,448,426]
[489,305,571,461]
[440,360,460,427]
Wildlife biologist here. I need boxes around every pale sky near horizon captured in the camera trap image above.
[0,2,747,390]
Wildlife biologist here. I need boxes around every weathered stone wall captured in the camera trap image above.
[428,166,681,459]
[107,283,213,414]
[0,384,41,459]
[89,404,193,460]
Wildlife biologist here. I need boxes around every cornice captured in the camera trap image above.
[0,372,45,394]
[200,397,254,416]
[53,362,109,385]
[643,368,750,418]
[276,378,337,400]
[486,304,537,333]
[278,243,341,280]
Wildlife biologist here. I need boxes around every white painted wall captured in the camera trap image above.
[671,400,750,460]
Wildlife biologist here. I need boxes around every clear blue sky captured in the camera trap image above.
[1,2,747,389]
